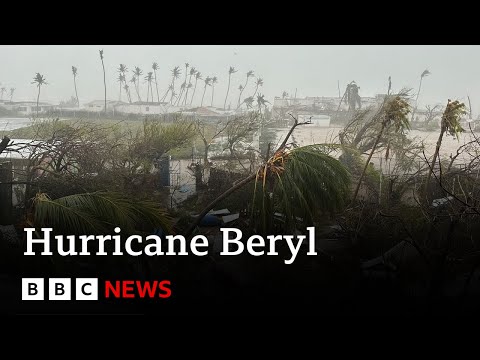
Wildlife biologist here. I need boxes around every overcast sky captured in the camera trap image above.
[1,45,479,113]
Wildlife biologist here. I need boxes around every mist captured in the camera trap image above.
[1,45,480,113]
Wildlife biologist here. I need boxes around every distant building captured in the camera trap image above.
[83,100,127,112]
[0,101,56,116]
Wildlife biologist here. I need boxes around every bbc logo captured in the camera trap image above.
[22,278,98,300]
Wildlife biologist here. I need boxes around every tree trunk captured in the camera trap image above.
[74,75,79,107]
[101,59,107,114]
[211,85,215,107]
[425,126,446,199]
[190,78,199,106]
[224,74,231,110]
[36,86,41,118]
[351,121,387,203]
[201,85,207,107]
[154,70,159,103]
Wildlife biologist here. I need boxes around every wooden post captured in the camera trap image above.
[0,162,13,225]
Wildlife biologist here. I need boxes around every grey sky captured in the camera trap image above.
[1,45,479,114]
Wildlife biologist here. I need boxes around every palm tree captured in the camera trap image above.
[411,69,430,122]
[9,88,15,102]
[99,49,107,114]
[256,94,269,114]
[176,63,189,105]
[210,76,218,107]
[130,76,140,102]
[170,90,177,104]
[162,84,174,103]
[133,67,143,102]
[190,71,202,106]
[183,67,196,106]
[238,70,254,108]
[162,66,180,104]
[0,87,6,100]
[425,99,466,197]
[251,77,263,98]
[282,91,288,99]
[200,76,212,107]
[351,92,411,204]
[185,116,350,236]
[152,62,160,103]
[175,82,186,106]
[71,66,79,107]
[117,64,128,102]
[123,84,132,103]
[145,72,154,103]
[117,74,126,101]
[243,96,254,109]
[31,73,47,118]
[236,85,244,109]
[223,66,237,110]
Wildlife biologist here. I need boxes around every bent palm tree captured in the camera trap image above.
[163,66,180,104]
[123,84,132,103]
[31,73,47,118]
[411,69,430,122]
[145,72,154,103]
[117,73,126,101]
[190,71,202,106]
[200,76,212,107]
[210,76,218,107]
[425,99,466,196]
[224,66,237,110]
[133,67,143,102]
[185,115,349,236]
[176,63,189,105]
[351,92,411,204]
[183,67,196,106]
[238,70,254,108]
[251,77,263,98]
[72,66,79,107]
[243,96,254,109]
[152,62,160,102]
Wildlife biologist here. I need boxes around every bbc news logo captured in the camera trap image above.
[22,278,171,300]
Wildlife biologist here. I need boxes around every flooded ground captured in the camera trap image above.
[2,117,478,206]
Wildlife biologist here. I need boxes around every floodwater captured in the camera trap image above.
[0,118,32,131]
[2,117,478,206]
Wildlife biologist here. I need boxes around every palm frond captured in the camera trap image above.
[33,191,172,236]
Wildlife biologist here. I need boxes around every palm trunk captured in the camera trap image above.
[146,81,150,103]
[190,78,199,106]
[411,77,423,122]
[184,74,195,105]
[425,125,446,198]
[351,121,387,203]
[101,58,107,114]
[134,82,141,102]
[118,81,122,102]
[74,75,79,107]
[169,78,176,104]
[36,85,41,118]
[201,85,207,107]
[211,85,215,107]
[238,77,249,108]
[224,74,231,110]
[252,84,259,99]
[185,116,302,237]
[154,70,159,103]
